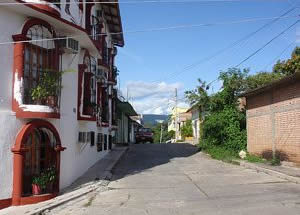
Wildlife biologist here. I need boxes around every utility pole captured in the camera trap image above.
[126,87,129,101]
[175,88,178,141]
[160,123,163,143]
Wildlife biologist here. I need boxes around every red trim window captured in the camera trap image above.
[24,25,60,106]
[101,85,109,123]
[102,36,109,66]
[81,52,97,116]
[12,18,61,119]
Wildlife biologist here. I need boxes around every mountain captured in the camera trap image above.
[142,114,168,127]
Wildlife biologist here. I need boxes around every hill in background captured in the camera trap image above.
[142,114,168,127]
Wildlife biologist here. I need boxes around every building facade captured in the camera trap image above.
[186,106,202,145]
[244,72,300,163]
[0,0,124,208]
[168,107,188,140]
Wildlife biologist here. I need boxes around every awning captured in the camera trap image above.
[116,99,138,116]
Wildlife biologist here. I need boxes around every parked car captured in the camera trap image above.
[136,128,154,143]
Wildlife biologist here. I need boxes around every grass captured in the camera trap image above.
[197,144,268,165]
[198,145,239,164]
[245,154,267,163]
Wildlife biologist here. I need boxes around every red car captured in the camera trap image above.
[136,128,154,143]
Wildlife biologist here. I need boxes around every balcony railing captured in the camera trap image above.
[112,66,119,83]
[90,15,101,42]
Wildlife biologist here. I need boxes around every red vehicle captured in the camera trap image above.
[136,128,154,143]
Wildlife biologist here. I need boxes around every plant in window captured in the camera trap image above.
[31,166,57,195]
[31,70,62,107]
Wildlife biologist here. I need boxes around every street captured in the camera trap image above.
[50,143,300,215]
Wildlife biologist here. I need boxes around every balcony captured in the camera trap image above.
[111,66,119,84]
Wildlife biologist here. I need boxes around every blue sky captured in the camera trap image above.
[115,0,300,114]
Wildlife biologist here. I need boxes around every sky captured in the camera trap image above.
[115,0,300,115]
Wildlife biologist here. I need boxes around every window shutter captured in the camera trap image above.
[90,131,95,146]
[83,72,92,115]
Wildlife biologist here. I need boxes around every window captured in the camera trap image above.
[78,132,86,143]
[97,133,103,152]
[23,24,61,107]
[102,39,109,65]
[104,134,107,150]
[82,54,97,116]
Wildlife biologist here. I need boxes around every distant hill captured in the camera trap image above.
[142,114,168,127]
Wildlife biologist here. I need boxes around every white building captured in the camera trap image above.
[115,98,139,145]
[186,106,203,145]
[0,0,124,208]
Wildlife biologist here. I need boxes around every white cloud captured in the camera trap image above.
[123,81,189,115]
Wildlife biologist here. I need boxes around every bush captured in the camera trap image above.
[202,106,246,152]
[181,119,193,139]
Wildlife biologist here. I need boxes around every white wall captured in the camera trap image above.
[0,5,116,199]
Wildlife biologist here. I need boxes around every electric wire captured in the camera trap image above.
[0,0,289,6]
[235,19,300,67]
[0,15,298,46]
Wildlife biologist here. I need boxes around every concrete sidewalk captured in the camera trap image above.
[239,160,300,184]
[0,146,128,215]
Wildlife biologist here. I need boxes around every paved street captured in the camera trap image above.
[50,143,300,215]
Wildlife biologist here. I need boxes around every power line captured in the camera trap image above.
[151,6,299,84]
[261,41,295,71]
[0,15,297,46]
[235,19,300,67]
[0,0,289,6]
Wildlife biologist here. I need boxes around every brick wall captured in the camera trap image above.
[246,79,300,163]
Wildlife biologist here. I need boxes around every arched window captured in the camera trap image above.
[23,24,60,105]
[82,52,97,116]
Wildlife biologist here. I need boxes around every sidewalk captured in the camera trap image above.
[239,160,300,184]
[0,146,128,215]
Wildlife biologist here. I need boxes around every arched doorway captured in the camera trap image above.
[11,120,65,206]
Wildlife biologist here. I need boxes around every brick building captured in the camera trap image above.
[244,72,300,163]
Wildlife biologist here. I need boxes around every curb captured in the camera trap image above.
[239,161,300,184]
[28,147,128,215]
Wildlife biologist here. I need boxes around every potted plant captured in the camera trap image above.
[31,85,48,105]
[31,70,62,107]
[31,166,57,195]
[32,173,47,195]
[45,166,56,193]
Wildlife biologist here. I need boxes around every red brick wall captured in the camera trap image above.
[246,80,300,163]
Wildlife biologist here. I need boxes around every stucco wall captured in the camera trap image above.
[0,7,115,200]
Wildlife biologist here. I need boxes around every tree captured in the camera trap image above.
[181,120,193,139]
[273,47,300,76]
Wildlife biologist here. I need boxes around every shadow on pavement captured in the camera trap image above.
[111,143,198,181]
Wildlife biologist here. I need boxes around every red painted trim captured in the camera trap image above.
[20,193,58,205]
[77,64,96,121]
[21,18,57,38]
[16,112,60,119]
[15,0,104,53]
[0,198,12,210]
[12,18,60,119]
[11,120,65,206]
